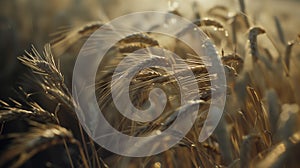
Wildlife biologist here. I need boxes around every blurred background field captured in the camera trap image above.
[1,0,300,100]
[0,0,299,98]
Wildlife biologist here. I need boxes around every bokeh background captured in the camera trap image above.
[1,0,299,101]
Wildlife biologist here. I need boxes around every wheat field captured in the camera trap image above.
[0,0,300,167]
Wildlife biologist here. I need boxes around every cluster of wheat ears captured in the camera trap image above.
[1,0,300,167]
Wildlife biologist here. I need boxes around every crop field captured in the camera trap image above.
[0,0,300,167]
